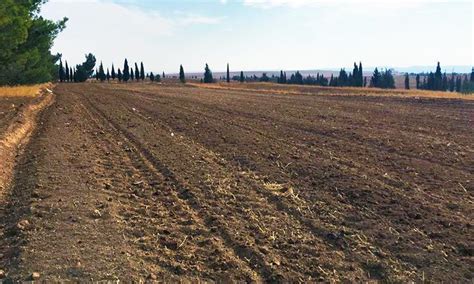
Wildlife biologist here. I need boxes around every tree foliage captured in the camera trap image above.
[0,0,68,85]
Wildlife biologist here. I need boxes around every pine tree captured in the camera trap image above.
[98,62,106,82]
[111,64,116,80]
[240,71,245,83]
[58,59,65,82]
[70,67,73,82]
[226,63,230,83]
[123,59,130,82]
[65,61,69,82]
[140,62,145,81]
[404,73,410,89]
[131,68,134,81]
[179,65,185,83]
[106,68,110,81]
[415,74,420,89]
[150,72,155,82]
[75,53,96,82]
[204,64,213,83]
[135,63,139,81]
[118,68,123,82]
[358,62,363,87]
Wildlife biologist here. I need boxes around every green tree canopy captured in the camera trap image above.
[75,53,96,82]
[0,0,68,85]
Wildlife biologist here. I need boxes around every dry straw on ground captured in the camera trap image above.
[0,84,49,97]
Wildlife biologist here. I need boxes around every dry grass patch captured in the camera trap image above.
[0,84,49,98]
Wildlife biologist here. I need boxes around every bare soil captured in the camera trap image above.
[0,82,472,282]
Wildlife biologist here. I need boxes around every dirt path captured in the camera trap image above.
[0,83,472,282]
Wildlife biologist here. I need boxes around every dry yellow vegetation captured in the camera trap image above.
[0,84,50,97]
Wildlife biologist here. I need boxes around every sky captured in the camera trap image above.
[41,0,473,73]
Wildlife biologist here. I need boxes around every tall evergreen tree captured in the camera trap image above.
[98,62,106,81]
[370,68,380,88]
[135,63,139,81]
[226,63,230,83]
[434,62,442,90]
[471,67,474,82]
[106,68,110,81]
[449,75,455,92]
[352,63,359,87]
[179,65,185,83]
[111,64,116,80]
[95,69,99,80]
[58,59,65,82]
[404,73,410,89]
[150,72,155,82]
[358,62,363,87]
[415,74,420,89]
[162,72,165,79]
[455,76,462,92]
[118,68,123,82]
[131,68,134,81]
[65,61,69,82]
[70,67,73,82]
[442,73,448,91]
[140,62,145,81]
[204,64,213,83]
[123,59,130,82]
[240,71,245,83]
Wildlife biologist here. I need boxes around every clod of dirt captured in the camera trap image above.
[17,219,31,231]
[0,269,5,279]
[92,209,102,219]
[146,273,157,280]
[29,272,40,280]
[104,182,112,190]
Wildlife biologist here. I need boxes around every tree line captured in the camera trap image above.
[58,55,473,94]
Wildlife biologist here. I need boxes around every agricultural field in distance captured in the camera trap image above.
[0,82,472,282]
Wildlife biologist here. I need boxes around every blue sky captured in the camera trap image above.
[41,0,473,73]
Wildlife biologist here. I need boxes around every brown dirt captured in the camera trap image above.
[0,82,472,282]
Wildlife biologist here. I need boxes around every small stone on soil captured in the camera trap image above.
[30,272,40,280]
[0,269,5,279]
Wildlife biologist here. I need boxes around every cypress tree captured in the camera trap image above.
[98,62,106,82]
[404,73,410,89]
[123,59,130,82]
[106,68,110,82]
[455,76,462,92]
[204,64,213,83]
[370,68,380,87]
[140,62,145,81]
[131,68,134,81]
[179,65,185,83]
[163,72,165,79]
[150,72,155,82]
[415,74,420,89]
[226,63,230,83]
[363,76,367,87]
[449,75,455,92]
[471,67,474,82]
[442,73,448,91]
[59,59,65,82]
[135,63,139,81]
[240,71,244,83]
[95,69,99,80]
[358,62,363,87]
[65,61,69,82]
[352,63,358,87]
[70,67,73,82]
[111,64,116,80]
[118,68,123,82]
[434,62,442,90]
